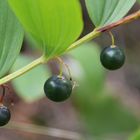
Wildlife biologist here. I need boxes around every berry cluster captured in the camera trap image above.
[43,35,126,102]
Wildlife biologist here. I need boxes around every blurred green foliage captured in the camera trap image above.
[4,0,140,138]
[69,42,105,94]
[129,130,140,140]
[11,55,50,102]
[69,43,139,136]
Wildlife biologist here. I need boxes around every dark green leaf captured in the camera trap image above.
[0,0,24,78]
[86,0,136,27]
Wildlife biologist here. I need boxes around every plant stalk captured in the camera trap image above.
[0,56,46,85]
[66,29,100,52]
[1,10,140,84]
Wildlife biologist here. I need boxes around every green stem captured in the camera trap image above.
[0,55,46,85]
[66,29,100,52]
[1,11,140,85]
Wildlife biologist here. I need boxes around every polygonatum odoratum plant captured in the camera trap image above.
[0,0,139,126]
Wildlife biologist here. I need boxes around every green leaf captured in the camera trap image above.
[79,96,139,135]
[11,55,50,103]
[8,0,83,58]
[129,130,140,140]
[85,0,136,27]
[0,0,24,78]
[69,42,105,93]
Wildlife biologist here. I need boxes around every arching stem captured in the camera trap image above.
[0,55,47,85]
[0,10,140,85]
[66,10,140,52]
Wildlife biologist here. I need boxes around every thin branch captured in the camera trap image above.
[3,121,84,140]
[0,56,46,85]
[3,121,131,140]
[67,10,140,52]
[66,29,100,52]
[1,11,140,84]
[98,10,140,32]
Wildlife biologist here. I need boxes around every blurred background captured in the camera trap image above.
[1,0,140,140]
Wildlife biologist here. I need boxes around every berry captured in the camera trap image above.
[44,75,72,102]
[0,105,11,126]
[100,46,125,70]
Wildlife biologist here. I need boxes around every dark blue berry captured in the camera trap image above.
[0,105,11,126]
[100,46,125,70]
[44,75,72,102]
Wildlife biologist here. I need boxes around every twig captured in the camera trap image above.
[1,11,140,84]
[2,121,131,140]
[3,121,83,140]
[67,10,140,52]
[98,10,140,32]
[0,56,46,85]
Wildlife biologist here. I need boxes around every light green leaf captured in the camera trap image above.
[78,96,139,135]
[85,0,136,27]
[129,130,140,140]
[8,0,83,58]
[11,55,50,103]
[69,42,105,93]
[0,0,24,78]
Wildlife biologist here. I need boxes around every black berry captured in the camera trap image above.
[44,75,72,102]
[0,105,11,126]
[100,46,125,70]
